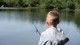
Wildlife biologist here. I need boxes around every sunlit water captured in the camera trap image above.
[0,9,80,45]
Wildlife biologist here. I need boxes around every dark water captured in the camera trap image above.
[0,9,80,45]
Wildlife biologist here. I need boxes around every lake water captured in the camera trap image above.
[0,9,80,45]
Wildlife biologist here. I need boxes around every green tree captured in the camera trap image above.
[18,0,25,7]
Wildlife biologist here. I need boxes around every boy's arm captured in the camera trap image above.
[59,29,69,45]
[58,28,69,45]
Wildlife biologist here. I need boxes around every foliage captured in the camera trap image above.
[0,0,80,9]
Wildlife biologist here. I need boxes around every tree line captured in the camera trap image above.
[0,0,80,9]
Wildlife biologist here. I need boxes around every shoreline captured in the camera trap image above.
[0,7,77,11]
[0,7,39,10]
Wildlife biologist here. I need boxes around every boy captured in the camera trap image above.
[38,10,69,45]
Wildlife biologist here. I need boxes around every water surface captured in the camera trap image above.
[0,9,80,45]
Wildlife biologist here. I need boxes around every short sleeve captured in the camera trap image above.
[38,32,45,45]
[38,32,52,45]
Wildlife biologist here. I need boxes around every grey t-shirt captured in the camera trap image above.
[38,26,69,45]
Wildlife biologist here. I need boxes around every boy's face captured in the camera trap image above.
[46,14,54,24]
[46,14,59,25]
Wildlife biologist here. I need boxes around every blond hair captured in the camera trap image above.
[46,10,60,25]
[48,10,59,19]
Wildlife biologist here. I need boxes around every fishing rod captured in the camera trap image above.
[32,23,41,35]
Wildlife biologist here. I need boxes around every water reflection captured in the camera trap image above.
[0,9,80,45]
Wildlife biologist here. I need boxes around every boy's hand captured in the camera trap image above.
[58,37,69,45]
